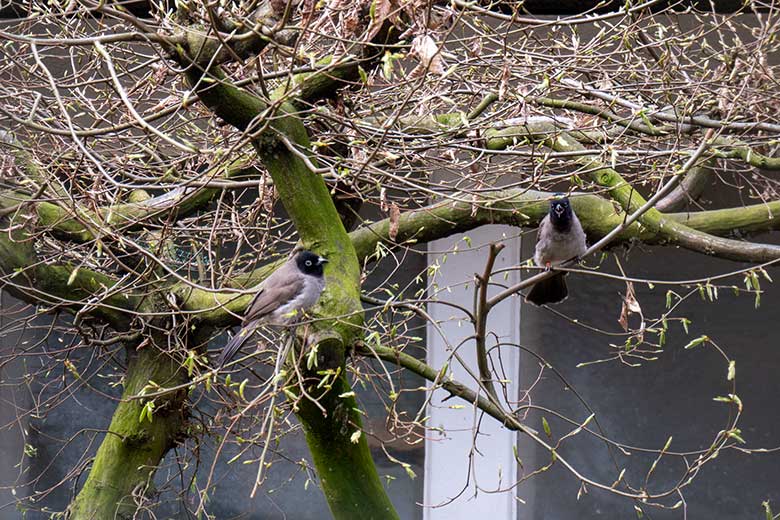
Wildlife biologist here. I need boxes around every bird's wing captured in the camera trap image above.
[242,269,305,324]
[537,214,552,239]
[533,214,552,265]
[570,213,589,256]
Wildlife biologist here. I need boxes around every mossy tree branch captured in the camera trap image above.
[366,112,780,263]
[182,40,398,517]
[0,212,194,519]
[67,333,189,519]
[0,215,139,328]
[351,189,780,260]
[547,131,780,262]
[173,187,780,322]
[0,161,260,243]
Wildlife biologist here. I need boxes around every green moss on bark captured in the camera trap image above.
[186,57,397,519]
[68,340,188,519]
[0,214,138,326]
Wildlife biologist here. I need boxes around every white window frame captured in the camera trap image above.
[424,225,522,519]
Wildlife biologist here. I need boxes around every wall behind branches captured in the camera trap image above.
[518,233,780,519]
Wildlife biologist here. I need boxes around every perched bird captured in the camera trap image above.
[526,197,587,306]
[217,250,328,368]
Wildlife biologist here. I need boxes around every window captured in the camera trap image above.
[425,226,522,519]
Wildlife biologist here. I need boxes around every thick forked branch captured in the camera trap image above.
[474,243,503,400]
[67,334,189,518]
[181,37,398,519]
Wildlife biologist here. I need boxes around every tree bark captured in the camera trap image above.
[0,209,190,518]
[184,57,399,518]
[68,337,189,519]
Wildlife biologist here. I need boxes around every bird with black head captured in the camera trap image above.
[526,197,587,306]
[217,250,328,368]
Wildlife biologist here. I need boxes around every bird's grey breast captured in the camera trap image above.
[534,214,587,266]
[270,274,325,323]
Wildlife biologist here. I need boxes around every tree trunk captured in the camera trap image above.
[298,373,399,520]
[184,59,400,518]
[68,340,188,519]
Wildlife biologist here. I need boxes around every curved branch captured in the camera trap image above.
[0,215,139,327]
[654,161,712,212]
[550,131,780,263]
[354,341,726,504]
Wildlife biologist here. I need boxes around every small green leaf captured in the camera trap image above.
[681,318,690,334]
[542,417,552,438]
[727,360,735,381]
[139,401,155,423]
[726,428,745,443]
[306,344,319,370]
[67,267,79,286]
[238,378,248,400]
[683,335,709,349]
[713,393,743,412]
[184,350,196,377]
[513,445,523,469]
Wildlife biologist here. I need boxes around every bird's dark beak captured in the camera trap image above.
[317,257,329,265]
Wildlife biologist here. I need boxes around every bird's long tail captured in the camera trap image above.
[217,319,259,368]
[526,273,568,306]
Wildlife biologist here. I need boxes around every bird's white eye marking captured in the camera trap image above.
[306,260,312,266]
